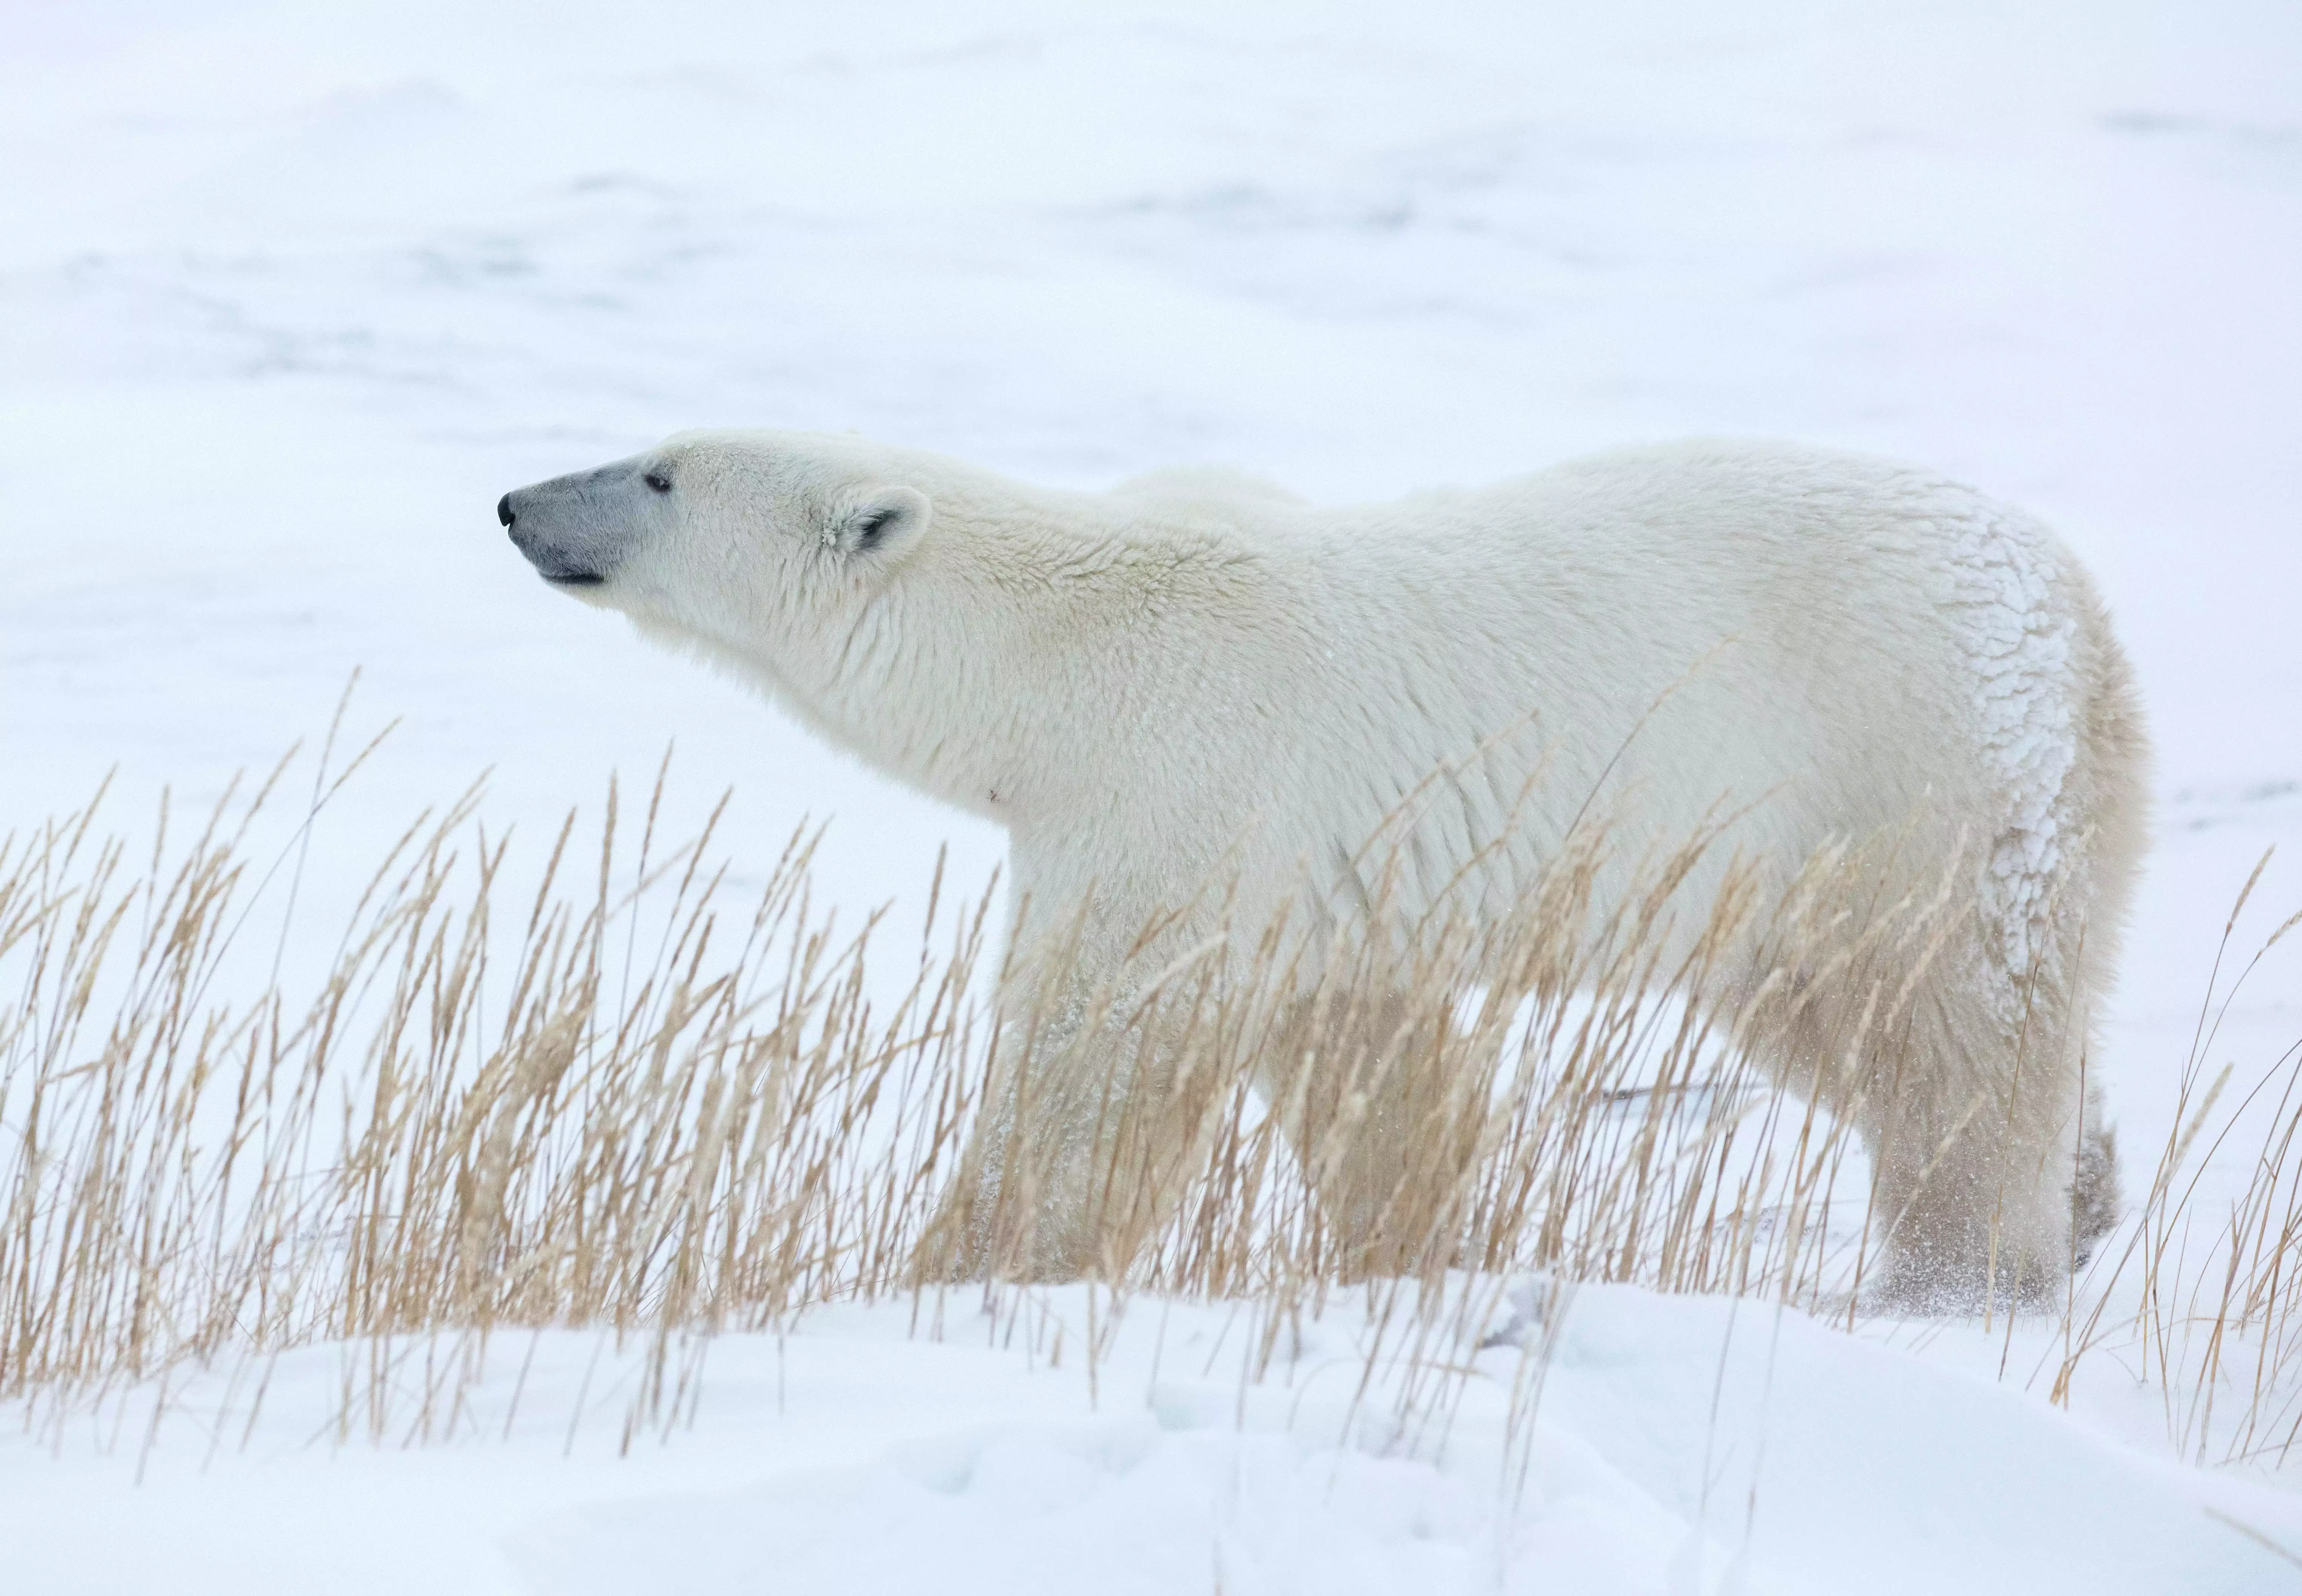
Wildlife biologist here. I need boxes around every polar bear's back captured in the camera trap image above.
[1208,439,2110,941]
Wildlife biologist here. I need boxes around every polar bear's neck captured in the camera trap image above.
[782,492,1285,833]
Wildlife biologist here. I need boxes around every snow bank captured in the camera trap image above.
[8,1285,2300,1594]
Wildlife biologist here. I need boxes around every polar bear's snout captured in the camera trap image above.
[499,460,655,591]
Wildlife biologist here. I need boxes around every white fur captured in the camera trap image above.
[516,430,2150,1302]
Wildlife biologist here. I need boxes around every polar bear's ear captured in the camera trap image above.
[829,486,932,565]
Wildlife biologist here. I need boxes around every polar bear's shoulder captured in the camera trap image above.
[1108,464,1308,513]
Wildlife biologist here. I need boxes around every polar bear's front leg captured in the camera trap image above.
[914,965,1200,1283]
[914,1025,1106,1282]
[1262,988,1478,1280]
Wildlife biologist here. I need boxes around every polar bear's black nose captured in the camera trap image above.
[497,493,515,528]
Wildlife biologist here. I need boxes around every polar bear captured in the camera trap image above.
[498,432,2148,1307]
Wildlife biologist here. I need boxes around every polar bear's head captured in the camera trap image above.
[496,429,936,664]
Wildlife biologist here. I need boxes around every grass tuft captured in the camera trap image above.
[2,756,2297,1467]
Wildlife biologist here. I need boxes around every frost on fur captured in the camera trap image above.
[1941,496,2081,988]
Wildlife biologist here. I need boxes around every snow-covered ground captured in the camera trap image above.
[4,0,2300,1588]
[13,1286,2302,1594]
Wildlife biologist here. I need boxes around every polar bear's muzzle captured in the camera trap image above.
[498,462,647,590]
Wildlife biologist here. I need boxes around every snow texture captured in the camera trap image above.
[9,1287,2302,1595]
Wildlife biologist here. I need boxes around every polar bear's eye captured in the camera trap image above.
[643,471,672,493]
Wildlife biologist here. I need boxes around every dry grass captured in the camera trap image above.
[2046,854,2302,1464]
[3,742,2298,1469]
